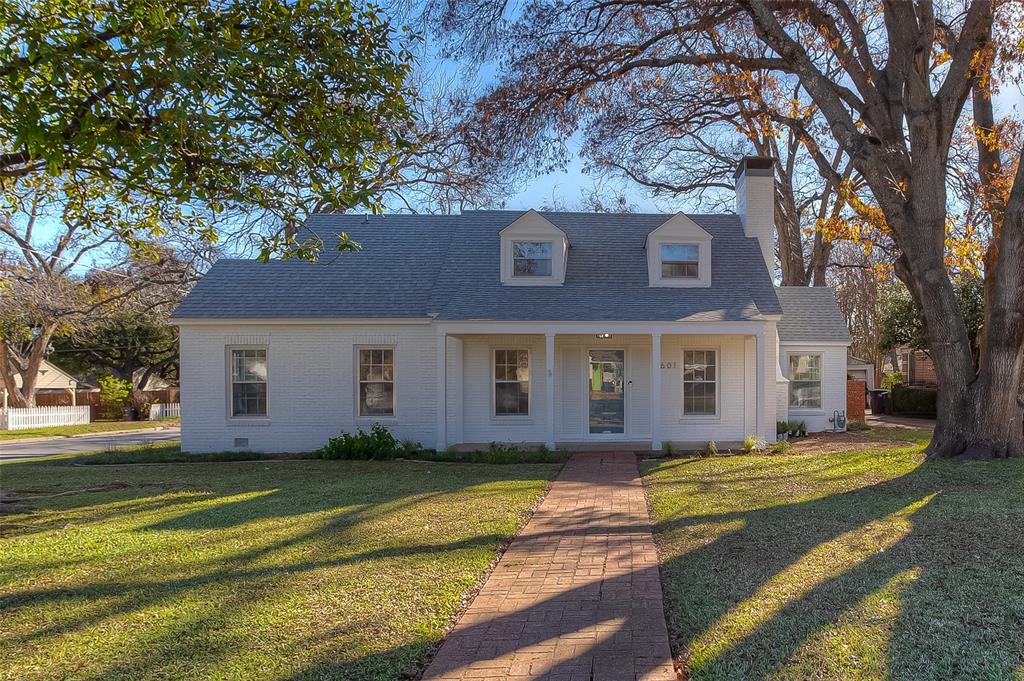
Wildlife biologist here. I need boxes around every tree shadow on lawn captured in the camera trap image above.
[651,455,1024,680]
[0,459,561,679]
[6,453,1023,680]
[242,459,1024,681]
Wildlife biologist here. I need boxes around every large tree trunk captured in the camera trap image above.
[933,334,1024,459]
[775,183,808,286]
[810,232,830,286]
[900,152,1024,459]
[0,328,56,409]
[939,151,1024,458]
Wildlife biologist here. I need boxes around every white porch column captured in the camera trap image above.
[545,332,556,450]
[450,336,464,446]
[650,332,662,451]
[755,329,766,441]
[436,332,447,451]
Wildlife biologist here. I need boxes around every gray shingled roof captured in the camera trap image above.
[173,210,785,322]
[775,286,852,343]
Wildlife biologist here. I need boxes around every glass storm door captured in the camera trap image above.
[588,350,625,435]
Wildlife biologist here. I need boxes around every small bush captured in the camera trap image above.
[126,391,153,420]
[468,442,554,463]
[891,385,937,418]
[776,421,789,436]
[98,375,131,419]
[662,441,674,456]
[797,420,807,436]
[741,435,767,453]
[847,419,870,432]
[413,443,567,464]
[881,371,904,391]
[318,424,399,460]
[768,440,792,454]
[702,440,719,457]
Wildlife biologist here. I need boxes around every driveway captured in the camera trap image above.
[866,412,936,430]
[0,427,181,462]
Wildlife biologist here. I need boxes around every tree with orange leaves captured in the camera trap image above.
[431,0,1024,458]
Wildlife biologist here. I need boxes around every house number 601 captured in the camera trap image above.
[660,361,677,369]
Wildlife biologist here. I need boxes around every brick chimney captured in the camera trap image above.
[734,156,775,276]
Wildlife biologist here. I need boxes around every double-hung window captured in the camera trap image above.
[682,350,717,415]
[512,241,553,276]
[230,348,268,417]
[660,243,700,279]
[494,349,530,416]
[789,354,822,408]
[358,348,395,417]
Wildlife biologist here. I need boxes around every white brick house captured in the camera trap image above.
[173,157,852,453]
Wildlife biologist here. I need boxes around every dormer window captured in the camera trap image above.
[513,241,553,276]
[500,210,568,286]
[646,213,712,288]
[660,244,699,279]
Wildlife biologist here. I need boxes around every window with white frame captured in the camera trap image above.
[682,349,717,415]
[230,347,268,417]
[494,349,530,415]
[660,243,700,278]
[358,348,395,417]
[512,241,553,276]
[789,354,822,408]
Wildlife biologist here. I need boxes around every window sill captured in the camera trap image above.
[650,278,711,288]
[356,416,398,423]
[226,418,271,427]
[490,416,535,425]
[788,408,825,415]
[677,415,721,424]
[502,279,564,287]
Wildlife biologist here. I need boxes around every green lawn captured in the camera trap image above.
[0,451,559,680]
[0,419,177,441]
[642,445,1024,680]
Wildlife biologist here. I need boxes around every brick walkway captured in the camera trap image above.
[422,452,676,680]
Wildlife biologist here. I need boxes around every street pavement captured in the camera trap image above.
[0,427,181,462]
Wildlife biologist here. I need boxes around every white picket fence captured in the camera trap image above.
[1,405,91,431]
[149,402,181,420]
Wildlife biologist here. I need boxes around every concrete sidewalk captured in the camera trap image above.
[422,451,676,681]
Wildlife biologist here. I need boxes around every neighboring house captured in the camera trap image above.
[896,346,938,387]
[847,355,876,392]
[172,157,852,453]
[1,360,79,408]
[847,354,875,409]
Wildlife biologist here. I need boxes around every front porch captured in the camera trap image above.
[433,322,779,451]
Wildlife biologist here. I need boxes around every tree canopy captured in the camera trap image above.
[1,0,419,259]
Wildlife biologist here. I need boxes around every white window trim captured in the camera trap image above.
[354,345,398,421]
[491,347,533,420]
[787,352,824,412]
[647,235,711,288]
[511,240,554,278]
[679,346,721,421]
[660,243,701,280]
[226,345,270,422]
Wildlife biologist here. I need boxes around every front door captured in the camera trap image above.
[588,349,625,435]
